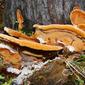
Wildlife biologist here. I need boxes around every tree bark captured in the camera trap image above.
[4,0,85,28]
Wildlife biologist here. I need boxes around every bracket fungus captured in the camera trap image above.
[70,8,85,25]
[4,27,37,42]
[33,24,85,52]
[0,33,62,51]
[16,9,24,31]
[70,8,85,31]
[0,24,84,52]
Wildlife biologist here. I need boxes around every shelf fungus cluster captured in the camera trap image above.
[0,9,84,56]
[0,24,84,54]
[33,24,85,52]
[0,7,85,85]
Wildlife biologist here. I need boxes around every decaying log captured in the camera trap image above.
[29,59,66,85]
[12,58,67,85]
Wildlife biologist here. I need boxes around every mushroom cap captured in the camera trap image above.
[0,34,62,51]
[33,24,85,38]
[70,9,85,25]
[33,24,85,51]
[78,24,85,31]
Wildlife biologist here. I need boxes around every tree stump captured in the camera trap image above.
[3,0,85,28]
